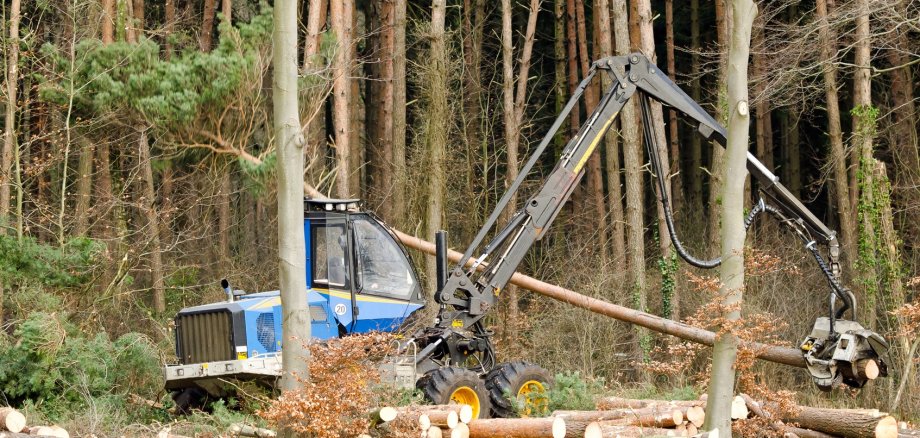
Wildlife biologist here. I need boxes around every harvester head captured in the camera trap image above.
[801,317,889,391]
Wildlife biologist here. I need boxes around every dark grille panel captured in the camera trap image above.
[177,311,233,364]
[256,313,277,353]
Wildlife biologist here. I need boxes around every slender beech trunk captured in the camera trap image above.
[137,129,165,312]
[565,0,580,139]
[200,0,217,51]
[596,0,625,261]
[392,0,407,224]
[573,0,609,264]
[103,0,115,44]
[689,0,702,211]
[704,0,755,434]
[707,0,730,251]
[816,0,854,263]
[273,0,311,400]
[425,0,448,296]
[331,0,355,197]
[612,0,647,362]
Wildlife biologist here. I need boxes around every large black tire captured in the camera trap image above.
[416,367,491,420]
[484,361,552,418]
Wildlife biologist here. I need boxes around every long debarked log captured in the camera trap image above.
[781,407,898,438]
[553,407,682,428]
[466,418,565,438]
[393,230,806,368]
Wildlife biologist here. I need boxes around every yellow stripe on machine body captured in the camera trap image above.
[572,111,619,174]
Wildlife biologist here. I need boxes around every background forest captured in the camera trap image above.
[0,0,918,434]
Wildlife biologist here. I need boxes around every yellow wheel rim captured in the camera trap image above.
[516,380,549,417]
[450,386,481,419]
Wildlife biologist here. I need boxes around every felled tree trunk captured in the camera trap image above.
[783,407,897,438]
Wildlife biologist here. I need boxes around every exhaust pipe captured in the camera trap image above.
[221,278,234,302]
[435,231,448,292]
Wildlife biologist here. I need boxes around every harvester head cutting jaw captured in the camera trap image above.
[801,317,889,391]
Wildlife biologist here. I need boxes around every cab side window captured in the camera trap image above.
[353,217,416,299]
[312,224,349,288]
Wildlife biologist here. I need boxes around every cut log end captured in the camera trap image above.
[378,406,398,423]
[0,408,26,434]
[450,423,469,438]
[551,417,566,438]
[458,405,474,424]
[857,359,880,380]
[876,416,898,438]
[731,396,749,420]
[427,426,443,438]
[584,422,601,438]
[687,406,706,428]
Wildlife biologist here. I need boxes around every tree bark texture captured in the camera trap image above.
[595,0,625,261]
[572,0,609,264]
[2,0,20,230]
[782,408,898,438]
[707,0,730,251]
[565,0,580,139]
[272,0,311,398]
[137,129,165,313]
[200,0,218,51]
[704,0,755,435]
[815,0,854,259]
[73,134,94,236]
[467,417,565,438]
[420,0,450,298]
[665,0,682,215]
[331,0,355,198]
[391,0,408,225]
[688,0,702,211]
[103,0,115,44]
[611,0,648,361]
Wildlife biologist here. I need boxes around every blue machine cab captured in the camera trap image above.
[163,199,426,402]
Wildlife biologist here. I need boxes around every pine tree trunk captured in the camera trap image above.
[565,0,580,139]
[707,0,730,251]
[331,0,354,197]
[852,0,877,330]
[367,0,395,220]
[596,0,625,261]
[302,0,327,195]
[665,0,682,214]
[200,0,218,51]
[164,0,175,56]
[426,0,448,296]
[137,129,166,313]
[391,0,407,224]
[553,0,567,155]
[134,0,144,34]
[272,0,311,404]
[218,167,231,262]
[574,0,608,265]
[688,0,702,211]
[103,0,115,44]
[73,134,94,236]
[0,0,21,327]
[704,0,755,435]
[222,0,231,23]
[611,0,647,363]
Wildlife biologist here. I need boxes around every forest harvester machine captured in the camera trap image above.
[163,54,889,417]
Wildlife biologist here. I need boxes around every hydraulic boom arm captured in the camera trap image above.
[415,53,887,390]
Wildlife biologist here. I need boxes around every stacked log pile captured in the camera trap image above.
[0,407,69,438]
[364,397,918,438]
